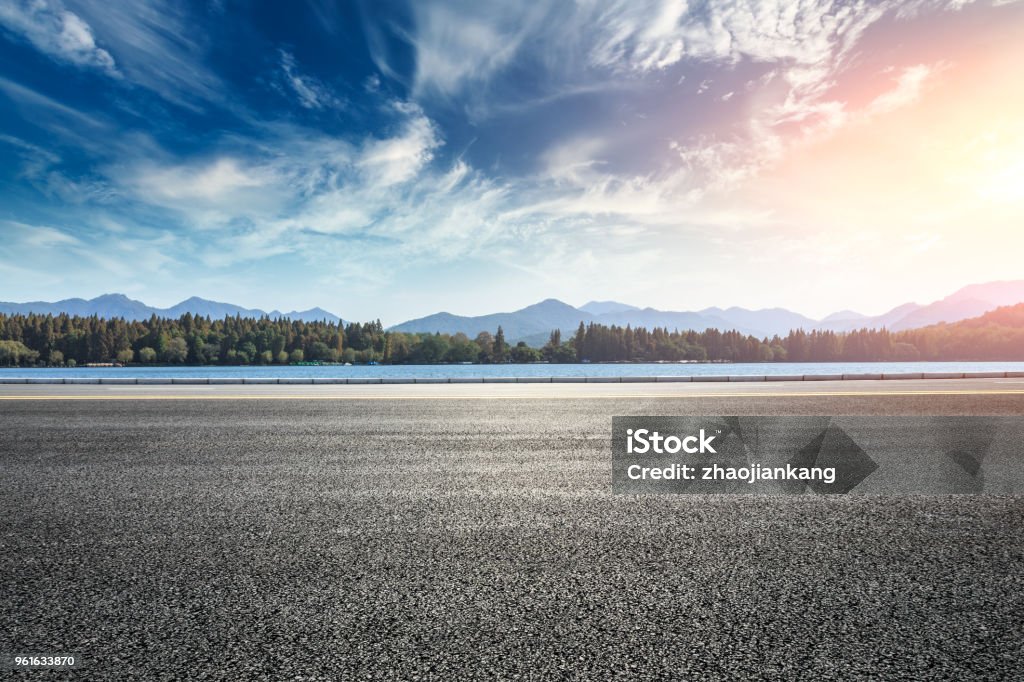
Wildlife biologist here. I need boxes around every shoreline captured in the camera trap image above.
[2,370,1023,385]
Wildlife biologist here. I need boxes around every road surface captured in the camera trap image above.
[2,380,1022,679]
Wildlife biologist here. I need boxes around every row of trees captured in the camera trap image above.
[564,305,1024,362]
[567,323,921,363]
[0,313,533,366]
[0,305,1022,366]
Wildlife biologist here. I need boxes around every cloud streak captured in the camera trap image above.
[279,50,343,110]
[0,0,117,75]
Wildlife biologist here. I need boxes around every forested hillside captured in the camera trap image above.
[0,304,1022,366]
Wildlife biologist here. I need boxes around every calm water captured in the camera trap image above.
[2,362,1024,379]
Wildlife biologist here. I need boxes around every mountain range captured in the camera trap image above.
[389,280,1024,344]
[0,294,341,324]
[3,280,1024,342]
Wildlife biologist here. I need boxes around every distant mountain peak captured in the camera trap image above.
[820,309,866,322]
[579,300,640,315]
[0,294,342,324]
[945,280,1024,305]
[286,306,338,320]
[524,298,578,311]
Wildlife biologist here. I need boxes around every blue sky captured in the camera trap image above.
[1,1,1022,324]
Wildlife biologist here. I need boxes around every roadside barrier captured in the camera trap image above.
[2,371,1023,384]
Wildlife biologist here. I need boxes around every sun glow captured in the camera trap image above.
[974,159,1024,204]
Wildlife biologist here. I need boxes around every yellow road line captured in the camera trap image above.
[1,389,1024,400]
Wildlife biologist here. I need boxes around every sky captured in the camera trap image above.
[0,0,1022,325]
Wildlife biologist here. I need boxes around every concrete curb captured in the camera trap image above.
[0,370,1019,385]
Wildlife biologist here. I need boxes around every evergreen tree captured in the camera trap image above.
[493,326,508,363]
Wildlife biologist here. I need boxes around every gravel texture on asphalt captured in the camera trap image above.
[2,394,1023,680]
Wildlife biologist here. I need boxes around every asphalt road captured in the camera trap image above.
[2,383,1023,679]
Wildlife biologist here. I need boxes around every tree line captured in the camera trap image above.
[0,304,1022,366]
[0,313,526,366]
[566,304,1024,362]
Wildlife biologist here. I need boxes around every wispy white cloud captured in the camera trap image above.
[0,74,107,130]
[0,218,183,296]
[582,0,890,81]
[0,0,117,75]
[69,0,224,108]
[0,133,116,203]
[866,63,939,115]
[1,220,82,247]
[541,137,610,184]
[407,1,546,97]
[115,155,289,233]
[658,60,943,209]
[129,158,269,202]
[390,0,916,101]
[357,102,440,186]
[0,133,60,178]
[0,0,225,110]
[279,50,343,110]
[70,100,444,269]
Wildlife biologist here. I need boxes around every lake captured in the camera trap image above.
[2,361,1024,379]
